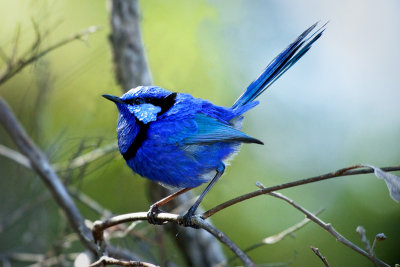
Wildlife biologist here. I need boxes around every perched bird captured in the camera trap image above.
[103,22,326,225]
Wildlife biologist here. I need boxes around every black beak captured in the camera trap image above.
[102,94,124,104]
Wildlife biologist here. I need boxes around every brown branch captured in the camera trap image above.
[202,165,400,219]
[89,256,158,267]
[92,212,254,267]
[267,191,389,267]
[311,247,330,267]
[0,25,101,85]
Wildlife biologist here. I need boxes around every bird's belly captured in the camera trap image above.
[126,139,240,188]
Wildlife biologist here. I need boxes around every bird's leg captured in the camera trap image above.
[182,163,225,227]
[147,187,193,225]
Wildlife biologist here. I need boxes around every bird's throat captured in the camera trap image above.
[121,120,149,161]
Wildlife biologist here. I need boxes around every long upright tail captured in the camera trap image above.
[232,22,327,110]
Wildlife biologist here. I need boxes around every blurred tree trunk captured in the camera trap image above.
[108,1,226,266]
[109,0,152,89]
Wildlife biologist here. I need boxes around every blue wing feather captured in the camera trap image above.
[181,113,263,145]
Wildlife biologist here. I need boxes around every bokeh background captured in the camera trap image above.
[0,0,399,266]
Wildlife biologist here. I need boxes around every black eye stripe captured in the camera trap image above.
[122,98,134,105]
[122,93,177,116]
[152,93,177,116]
[134,98,145,105]
[123,97,146,105]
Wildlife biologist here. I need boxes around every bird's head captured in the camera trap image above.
[103,86,177,124]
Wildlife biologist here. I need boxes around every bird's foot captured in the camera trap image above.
[147,204,165,225]
[181,207,199,228]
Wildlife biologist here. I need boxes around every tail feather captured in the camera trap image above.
[232,21,327,110]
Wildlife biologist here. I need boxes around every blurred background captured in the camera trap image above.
[0,0,399,266]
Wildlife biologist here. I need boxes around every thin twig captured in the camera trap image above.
[230,208,323,264]
[69,187,113,218]
[9,25,21,69]
[310,247,330,267]
[263,209,323,244]
[89,256,158,267]
[267,191,389,267]
[0,46,8,63]
[53,142,118,170]
[202,165,400,219]
[0,144,31,168]
[191,216,255,267]
[356,226,387,267]
[92,212,254,267]
[356,226,373,255]
[0,142,118,172]
[0,25,101,85]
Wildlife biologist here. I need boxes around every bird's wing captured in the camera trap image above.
[181,113,263,145]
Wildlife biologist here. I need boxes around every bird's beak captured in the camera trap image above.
[102,94,124,104]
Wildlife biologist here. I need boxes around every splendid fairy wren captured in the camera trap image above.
[103,22,326,225]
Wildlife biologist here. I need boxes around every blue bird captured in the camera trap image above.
[103,22,326,225]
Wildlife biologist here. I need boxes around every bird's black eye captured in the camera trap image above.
[134,98,145,105]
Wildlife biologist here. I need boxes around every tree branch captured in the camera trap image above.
[0,97,140,262]
[0,97,94,250]
[92,212,254,267]
[311,246,330,267]
[89,256,158,267]
[202,165,400,219]
[3,133,397,265]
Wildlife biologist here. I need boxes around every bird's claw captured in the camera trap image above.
[181,207,199,228]
[147,205,165,225]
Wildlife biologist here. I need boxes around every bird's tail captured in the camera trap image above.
[232,21,327,110]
